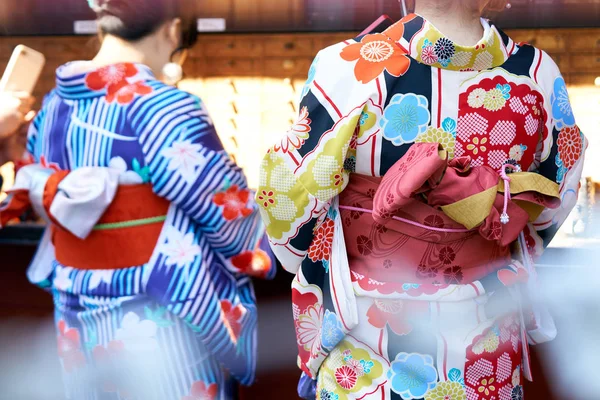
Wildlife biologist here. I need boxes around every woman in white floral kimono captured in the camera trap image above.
[258,1,586,399]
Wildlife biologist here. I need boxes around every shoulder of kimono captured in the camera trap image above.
[128,81,204,119]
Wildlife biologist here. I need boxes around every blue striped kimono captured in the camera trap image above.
[25,62,275,400]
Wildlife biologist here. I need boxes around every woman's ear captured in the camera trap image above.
[166,18,183,49]
[483,0,509,14]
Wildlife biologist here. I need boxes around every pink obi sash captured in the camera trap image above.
[339,143,560,287]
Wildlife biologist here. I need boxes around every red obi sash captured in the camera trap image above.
[44,171,169,270]
[339,143,560,286]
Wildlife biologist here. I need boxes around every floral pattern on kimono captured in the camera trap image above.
[23,61,276,399]
[257,13,586,400]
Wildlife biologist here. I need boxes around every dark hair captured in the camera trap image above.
[94,0,198,48]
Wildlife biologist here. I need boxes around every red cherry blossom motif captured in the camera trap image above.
[85,63,138,91]
[220,300,245,343]
[85,63,153,105]
[92,340,128,395]
[56,320,86,373]
[213,185,253,221]
[106,81,153,105]
[40,155,62,171]
[230,249,272,278]
[366,299,428,335]
[257,190,275,208]
[182,381,218,400]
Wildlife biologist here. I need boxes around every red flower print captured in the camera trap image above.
[438,246,456,265]
[220,300,245,343]
[383,259,392,269]
[40,155,62,172]
[333,168,345,187]
[416,263,438,279]
[106,80,153,105]
[274,106,311,153]
[366,188,376,199]
[92,340,128,396]
[421,45,438,65]
[230,249,272,278]
[85,63,138,91]
[356,235,373,256]
[350,202,362,220]
[557,125,583,169]
[257,190,275,208]
[335,365,358,390]
[375,224,388,234]
[443,266,463,284]
[340,32,411,84]
[182,381,218,400]
[213,185,253,221]
[497,266,529,287]
[386,192,395,205]
[465,315,522,400]
[57,320,86,373]
[424,215,444,228]
[308,218,335,262]
[366,299,428,336]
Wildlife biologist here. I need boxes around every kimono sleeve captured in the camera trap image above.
[528,51,587,257]
[257,47,369,273]
[130,87,264,259]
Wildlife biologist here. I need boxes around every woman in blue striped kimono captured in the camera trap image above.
[12,0,275,398]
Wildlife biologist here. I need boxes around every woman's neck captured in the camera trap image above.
[414,0,485,46]
[92,35,161,73]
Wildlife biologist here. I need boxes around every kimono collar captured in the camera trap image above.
[384,14,513,71]
[55,61,156,100]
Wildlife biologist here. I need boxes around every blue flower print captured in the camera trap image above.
[551,76,575,129]
[402,283,420,291]
[422,39,433,49]
[321,310,345,350]
[301,56,319,100]
[448,368,465,386]
[441,117,457,137]
[327,206,338,220]
[322,260,330,273]
[360,359,374,374]
[555,154,567,184]
[319,389,339,400]
[359,111,370,125]
[438,58,451,68]
[381,93,431,146]
[388,353,438,399]
[496,83,511,100]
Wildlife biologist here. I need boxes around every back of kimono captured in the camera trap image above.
[24,61,275,399]
[258,13,586,400]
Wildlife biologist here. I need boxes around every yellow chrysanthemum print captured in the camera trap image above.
[425,381,466,400]
[483,88,507,111]
[416,127,456,159]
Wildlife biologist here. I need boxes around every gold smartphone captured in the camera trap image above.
[0,45,46,94]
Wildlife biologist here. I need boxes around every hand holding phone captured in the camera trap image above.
[0,92,35,139]
[0,45,46,95]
